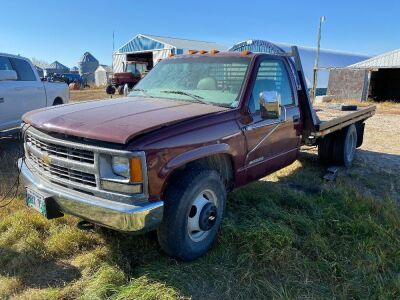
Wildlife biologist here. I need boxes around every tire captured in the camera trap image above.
[157,168,226,261]
[53,98,63,106]
[318,134,333,165]
[356,122,365,148]
[106,85,116,95]
[332,124,358,167]
[117,85,124,95]
[341,104,358,111]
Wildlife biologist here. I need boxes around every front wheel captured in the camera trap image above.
[157,168,226,261]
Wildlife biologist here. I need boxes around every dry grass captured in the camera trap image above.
[0,95,399,299]
[70,87,123,102]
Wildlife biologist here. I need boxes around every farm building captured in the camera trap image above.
[112,34,225,73]
[327,49,400,101]
[95,64,112,87]
[113,35,369,93]
[79,52,99,84]
[44,61,69,76]
[230,40,370,93]
[70,66,79,74]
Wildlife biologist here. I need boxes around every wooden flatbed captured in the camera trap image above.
[312,104,376,137]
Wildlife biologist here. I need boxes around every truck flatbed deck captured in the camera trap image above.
[313,104,376,136]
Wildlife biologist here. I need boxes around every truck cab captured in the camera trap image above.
[0,53,69,134]
[19,42,374,261]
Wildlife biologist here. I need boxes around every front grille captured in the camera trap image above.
[29,154,96,187]
[26,133,94,164]
[25,128,97,189]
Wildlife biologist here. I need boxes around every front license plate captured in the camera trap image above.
[26,188,47,216]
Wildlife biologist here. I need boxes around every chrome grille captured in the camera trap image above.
[25,128,97,189]
[26,133,94,164]
[28,154,96,187]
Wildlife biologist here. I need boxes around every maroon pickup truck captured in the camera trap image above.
[19,41,375,261]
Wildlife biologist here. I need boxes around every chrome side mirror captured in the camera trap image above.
[259,91,281,119]
[0,70,17,81]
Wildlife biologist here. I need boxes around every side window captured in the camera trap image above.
[249,59,294,113]
[0,56,13,70]
[10,58,36,81]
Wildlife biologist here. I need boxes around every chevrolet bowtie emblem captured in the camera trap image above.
[42,152,51,165]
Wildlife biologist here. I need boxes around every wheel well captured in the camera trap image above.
[355,121,365,148]
[53,97,63,105]
[163,154,234,197]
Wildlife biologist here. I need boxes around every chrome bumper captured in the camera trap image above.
[18,159,163,233]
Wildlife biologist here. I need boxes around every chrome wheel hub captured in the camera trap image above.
[187,189,218,242]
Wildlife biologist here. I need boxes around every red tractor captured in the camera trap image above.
[106,61,148,95]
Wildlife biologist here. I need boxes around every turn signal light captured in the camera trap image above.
[168,53,175,57]
[189,50,198,54]
[199,50,207,54]
[130,157,143,183]
[241,50,251,55]
[209,49,219,54]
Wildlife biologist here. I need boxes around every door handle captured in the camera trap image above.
[293,115,300,123]
[0,97,4,103]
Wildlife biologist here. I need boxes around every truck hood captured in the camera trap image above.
[23,97,228,144]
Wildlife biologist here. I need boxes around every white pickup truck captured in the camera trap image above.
[0,53,69,134]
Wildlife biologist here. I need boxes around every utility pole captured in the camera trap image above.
[312,16,325,103]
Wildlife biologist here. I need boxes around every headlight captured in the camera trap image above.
[111,156,143,183]
[112,156,130,178]
[100,154,145,195]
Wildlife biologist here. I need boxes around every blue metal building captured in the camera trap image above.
[112,34,226,73]
[230,40,370,91]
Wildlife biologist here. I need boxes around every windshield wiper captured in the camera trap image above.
[160,90,208,104]
[130,88,153,98]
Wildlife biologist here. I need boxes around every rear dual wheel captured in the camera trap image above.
[157,168,226,261]
[318,124,358,167]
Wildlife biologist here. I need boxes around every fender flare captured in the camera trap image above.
[160,143,232,178]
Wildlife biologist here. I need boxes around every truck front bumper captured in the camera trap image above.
[18,159,164,233]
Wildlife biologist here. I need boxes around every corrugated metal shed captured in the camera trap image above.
[78,52,99,83]
[113,34,226,73]
[116,34,226,54]
[348,49,400,68]
[79,52,99,63]
[143,34,226,52]
[44,61,69,76]
[95,64,112,87]
[47,61,69,70]
[229,39,370,89]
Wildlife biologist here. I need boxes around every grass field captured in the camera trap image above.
[0,93,399,299]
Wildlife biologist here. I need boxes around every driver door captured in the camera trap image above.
[242,57,301,181]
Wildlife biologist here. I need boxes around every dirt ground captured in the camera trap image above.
[358,113,400,168]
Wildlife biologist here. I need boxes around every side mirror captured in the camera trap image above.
[259,91,281,119]
[0,70,17,81]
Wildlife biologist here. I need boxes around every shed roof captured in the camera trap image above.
[96,64,112,72]
[47,61,69,70]
[116,34,226,54]
[348,49,400,68]
[79,52,99,63]
[144,34,226,51]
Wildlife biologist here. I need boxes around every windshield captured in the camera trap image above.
[126,63,146,76]
[128,56,251,108]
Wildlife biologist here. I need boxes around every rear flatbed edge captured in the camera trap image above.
[313,105,376,137]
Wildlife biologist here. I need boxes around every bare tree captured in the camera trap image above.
[31,57,49,68]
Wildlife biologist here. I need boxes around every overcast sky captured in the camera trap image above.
[0,0,398,68]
